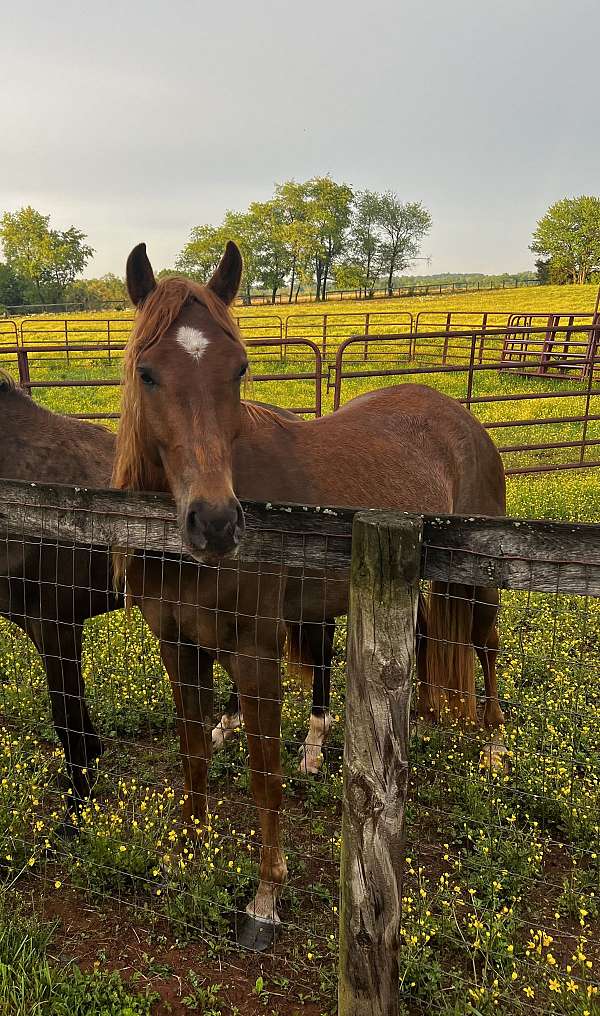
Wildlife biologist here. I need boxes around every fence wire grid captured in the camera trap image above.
[0,484,598,1015]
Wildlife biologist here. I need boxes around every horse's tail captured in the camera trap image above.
[286,622,315,691]
[422,582,476,724]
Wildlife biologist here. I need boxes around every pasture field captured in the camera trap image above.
[0,291,599,1014]
[3,280,599,335]
[1,342,599,478]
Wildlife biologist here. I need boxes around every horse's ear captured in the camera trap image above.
[126,243,157,307]
[207,241,243,306]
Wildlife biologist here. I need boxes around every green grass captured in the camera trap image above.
[0,892,156,1015]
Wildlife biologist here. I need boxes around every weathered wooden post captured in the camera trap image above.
[338,510,422,1016]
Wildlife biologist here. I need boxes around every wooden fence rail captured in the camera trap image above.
[0,478,599,593]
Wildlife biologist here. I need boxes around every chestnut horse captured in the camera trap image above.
[113,240,506,948]
[0,373,328,831]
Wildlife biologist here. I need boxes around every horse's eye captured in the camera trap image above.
[138,367,157,387]
[238,362,248,379]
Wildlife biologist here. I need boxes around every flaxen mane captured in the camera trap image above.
[112,276,244,496]
[243,401,289,429]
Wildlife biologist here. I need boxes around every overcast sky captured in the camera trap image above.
[1,0,598,277]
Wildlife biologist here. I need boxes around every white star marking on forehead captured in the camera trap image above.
[176,326,211,361]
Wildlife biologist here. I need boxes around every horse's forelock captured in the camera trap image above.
[113,275,244,499]
[127,275,242,365]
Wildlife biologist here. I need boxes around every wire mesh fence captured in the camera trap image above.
[0,482,598,1014]
[408,518,600,1016]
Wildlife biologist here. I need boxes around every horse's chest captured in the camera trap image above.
[127,554,284,658]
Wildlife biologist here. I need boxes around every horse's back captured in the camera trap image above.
[0,384,115,487]
[312,384,505,517]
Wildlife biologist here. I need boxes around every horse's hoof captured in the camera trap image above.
[234,912,279,952]
[298,751,323,776]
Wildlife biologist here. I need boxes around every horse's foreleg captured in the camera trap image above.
[234,654,286,951]
[161,639,214,826]
[36,620,102,814]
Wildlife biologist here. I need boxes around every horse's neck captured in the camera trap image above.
[234,404,308,502]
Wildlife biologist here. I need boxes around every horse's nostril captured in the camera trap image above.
[186,508,208,551]
[187,509,203,534]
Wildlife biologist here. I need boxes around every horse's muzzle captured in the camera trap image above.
[184,497,245,561]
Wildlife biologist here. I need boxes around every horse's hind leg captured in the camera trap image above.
[472,586,505,729]
[37,620,102,824]
[212,687,242,750]
[299,619,335,775]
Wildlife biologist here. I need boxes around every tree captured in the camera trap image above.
[345,190,383,295]
[273,180,314,302]
[305,177,353,300]
[0,207,53,301]
[534,258,551,284]
[249,199,291,303]
[0,262,25,307]
[333,260,366,292]
[176,224,227,282]
[377,195,432,294]
[530,196,600,285]
[68,273,128,309]
[177,213,264,302]
[0,206,94,301]
[176,178,432,302]
[46,227,94,298]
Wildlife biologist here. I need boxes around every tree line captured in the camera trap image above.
[175,178,432,303]
[0,207,95,307]
[1,192,599,311]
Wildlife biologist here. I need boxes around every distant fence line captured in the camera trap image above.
[3,308,589,358]
[2,276,542,317]
[2,316,600,476]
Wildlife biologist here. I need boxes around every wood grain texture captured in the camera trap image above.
[422,515,600,596]
[0,478,353,572]
[338,511,422,1016]
[0,478,598,594]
